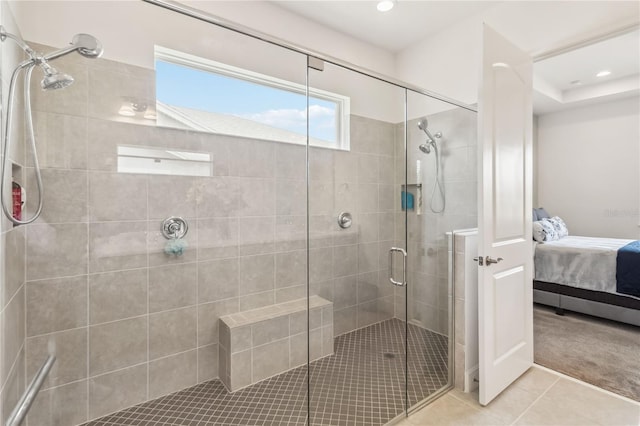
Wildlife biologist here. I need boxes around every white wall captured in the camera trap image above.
[396,1,640,104]
[536,96,640,239]
[10,1,401,122]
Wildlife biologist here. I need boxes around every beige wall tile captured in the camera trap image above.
[230,349,251,390]
[275,144,305,180]
[239,291,274,311]
[32,112,87,170]
[197,298,239,347]
[198,344,218,382]
[149,263,196,313]
[87,119,150,172]
[89,221,147,273]
[26,380,88,426]
[26,169,88,224]
[148,350,197,399]
[238,217,275,256]
[252,316,289,347]
[1,287,25,386]
[147,175,198,220]
[1,347,25,426]
[276,179,305,216]
[333,275,357,310]
[229,139,275,178]
[89,269,147,324]
[149,307,196,360]
[333,245,357,278]
[87,67,153,121]
[88,172,147,222]
[89,317,147,376]
[26,327,87,390]
[252,339,289,383]
[89,364,147,420]
[198,258,239,303]
[32,61,88,116]
[275,250,306,288]
[26,275,87,337]
[3,228,25,306]
[309,247,332,283]
[27,223,87,280]
[237,178,275,217]
[196,176,239,218]
[197,218,238,261]
[239,254,274,296]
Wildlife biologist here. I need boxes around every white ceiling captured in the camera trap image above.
[533,28,640,114]
[271,0,499,52]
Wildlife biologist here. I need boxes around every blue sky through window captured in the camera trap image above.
[156,60,337,143]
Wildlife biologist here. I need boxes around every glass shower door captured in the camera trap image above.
[307,59,409,425]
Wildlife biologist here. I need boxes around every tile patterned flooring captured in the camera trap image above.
[399,366,640,426]
[84,319,449,425]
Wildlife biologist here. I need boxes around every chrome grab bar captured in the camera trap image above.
[389,247,407,286]
[7,355,56,426]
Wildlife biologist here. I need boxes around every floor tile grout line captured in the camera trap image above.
[509,375,561,426]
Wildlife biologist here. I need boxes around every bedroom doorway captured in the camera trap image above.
[530,24,640,402]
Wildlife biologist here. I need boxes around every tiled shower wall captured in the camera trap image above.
[0,3,27,423]
[395,109,477,336]
[21,45,398,425]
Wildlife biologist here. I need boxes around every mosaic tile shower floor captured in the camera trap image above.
[84,319,448,426]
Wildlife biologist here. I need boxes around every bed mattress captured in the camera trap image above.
[534,236,635,296]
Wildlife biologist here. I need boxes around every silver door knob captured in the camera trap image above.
[485,256,503,265]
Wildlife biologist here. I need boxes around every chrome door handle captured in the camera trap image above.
[485,256,503,265]
[389,247,407,286]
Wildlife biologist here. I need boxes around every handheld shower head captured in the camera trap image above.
[417,118,428,132]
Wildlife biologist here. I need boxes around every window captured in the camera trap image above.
[155,47,350,150]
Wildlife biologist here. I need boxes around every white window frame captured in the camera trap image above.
[155,46,351,150]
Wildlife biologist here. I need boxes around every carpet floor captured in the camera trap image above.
[534,304,640,402]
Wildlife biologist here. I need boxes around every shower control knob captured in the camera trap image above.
[337,212,352,229]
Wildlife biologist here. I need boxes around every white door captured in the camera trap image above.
[477,24,533,406]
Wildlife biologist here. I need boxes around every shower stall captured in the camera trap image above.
[0,1,477,425]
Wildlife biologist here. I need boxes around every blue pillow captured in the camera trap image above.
[535,207,550,220]
[532,208,539,222]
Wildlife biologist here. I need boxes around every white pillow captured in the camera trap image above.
[532,221,546,242]
[547,216,569,239]
[532,218,565,242]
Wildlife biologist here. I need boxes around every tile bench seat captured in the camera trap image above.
[219,296,333,392]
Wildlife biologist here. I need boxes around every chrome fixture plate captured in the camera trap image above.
[338,212,352,229]
[162,216,188,239]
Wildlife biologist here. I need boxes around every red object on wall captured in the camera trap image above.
[12,181,22,221]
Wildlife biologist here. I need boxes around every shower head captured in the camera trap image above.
[39,62,74,90]
[417,117,443,152]
[43,33,104,61]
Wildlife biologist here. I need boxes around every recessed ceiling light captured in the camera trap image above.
[377,0,396,12]
[596,70,611,77]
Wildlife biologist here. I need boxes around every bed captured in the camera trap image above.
[533,235,640,327]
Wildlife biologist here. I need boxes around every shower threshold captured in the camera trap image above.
[84,318,448,426]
